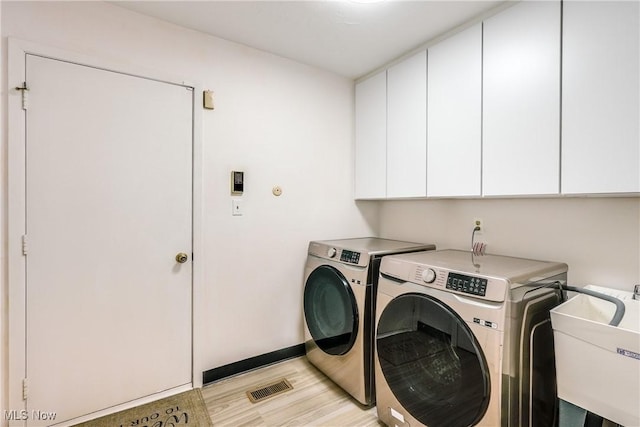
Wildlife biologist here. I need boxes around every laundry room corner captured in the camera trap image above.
[0,2,380,415]
[1,0,639,426]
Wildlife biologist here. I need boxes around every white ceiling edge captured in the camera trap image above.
[112,0,510,79]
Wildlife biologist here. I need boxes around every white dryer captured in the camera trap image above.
[303,238,435,406]
[375,249,567,427]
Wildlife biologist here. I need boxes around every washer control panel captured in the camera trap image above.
[446,272,488,297]
[411,264,506,302]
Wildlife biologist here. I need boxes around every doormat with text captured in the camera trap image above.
[72,389,212,427]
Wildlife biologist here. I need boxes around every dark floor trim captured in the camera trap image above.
[202,343,305,385]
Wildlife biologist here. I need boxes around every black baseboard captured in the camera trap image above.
[202,343,306,385]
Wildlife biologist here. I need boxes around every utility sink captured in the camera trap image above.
[550,286,640,426]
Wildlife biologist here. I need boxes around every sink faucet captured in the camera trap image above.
[634,284,640,300]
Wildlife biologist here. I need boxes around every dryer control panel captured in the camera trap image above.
[340,250,361,265]
[307,242,369,268]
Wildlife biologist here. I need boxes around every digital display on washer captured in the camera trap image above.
[340,250,361,264]
[446,272,487,296]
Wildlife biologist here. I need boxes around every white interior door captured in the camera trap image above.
[24,54,193,425]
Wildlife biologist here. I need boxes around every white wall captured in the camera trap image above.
[379,198,640,289]
[0,0,378,398]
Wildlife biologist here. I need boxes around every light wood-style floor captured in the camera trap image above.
[202,356,383,426]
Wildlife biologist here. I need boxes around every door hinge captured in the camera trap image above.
[15,82,29,110]
[22,235,28,256]
[22,378,28,400]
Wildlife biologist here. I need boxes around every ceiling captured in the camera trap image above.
[114,0,506,79]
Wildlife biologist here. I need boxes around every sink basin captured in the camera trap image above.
[550,286,640,426]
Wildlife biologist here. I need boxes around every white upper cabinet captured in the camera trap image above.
[427,24,482,197]
[355,70,386,199]
[561,1,640,195]
[387,51,427,198]
[483,1,561,196]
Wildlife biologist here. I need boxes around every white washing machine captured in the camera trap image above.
[375,249,567,427]
[303,238,435,406]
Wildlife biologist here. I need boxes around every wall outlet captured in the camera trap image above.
[473,218,483,232]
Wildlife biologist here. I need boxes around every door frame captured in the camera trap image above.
[6,37,205,424]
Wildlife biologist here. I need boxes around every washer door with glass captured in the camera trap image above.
[377,293,490,426]
[304,265,358,356]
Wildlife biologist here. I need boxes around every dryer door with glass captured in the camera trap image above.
[376,293,491,426]
[304,265,359,356]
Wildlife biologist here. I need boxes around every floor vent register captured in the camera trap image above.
[246,378,294,403]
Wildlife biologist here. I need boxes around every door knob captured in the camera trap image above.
[175,253,188,264]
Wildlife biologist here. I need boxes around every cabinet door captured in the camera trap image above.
[483,1,561,196]
[562,1,639,194]
[355,71,386,199]
[387,51,427,198]
[427,24,482,197]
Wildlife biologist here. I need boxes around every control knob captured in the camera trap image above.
[422,268,436,284]
[327,247,337,258]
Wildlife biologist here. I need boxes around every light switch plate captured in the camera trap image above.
[232,199,243,216]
